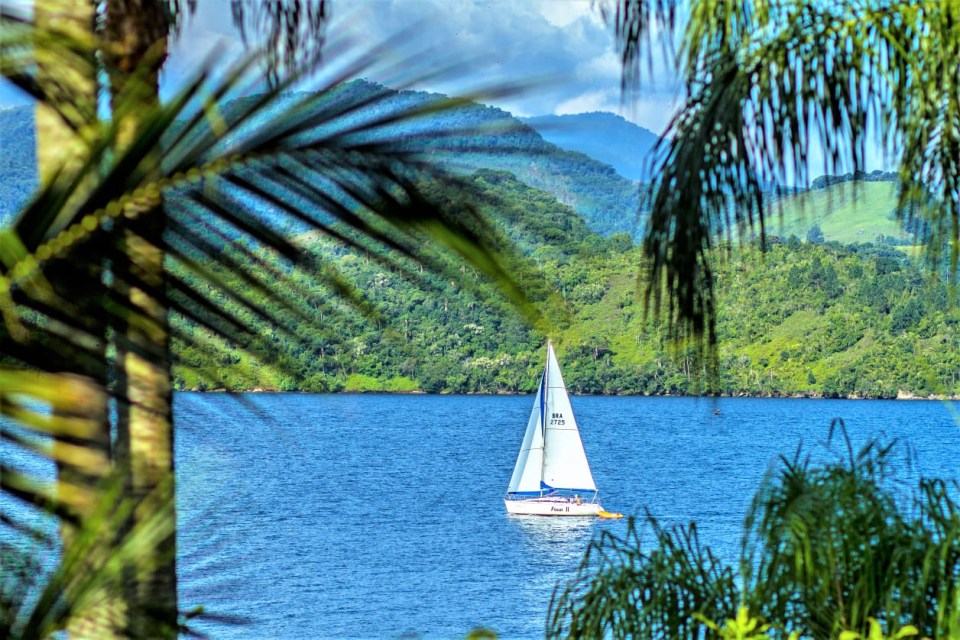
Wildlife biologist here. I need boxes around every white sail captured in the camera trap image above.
[541,343,597,492]
[506,374,545,495]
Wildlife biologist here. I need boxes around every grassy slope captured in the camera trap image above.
[768,181,907,244]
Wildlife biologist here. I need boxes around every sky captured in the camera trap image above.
[0,0,681,134]
[0,0,887,173]
[156,0,880,172]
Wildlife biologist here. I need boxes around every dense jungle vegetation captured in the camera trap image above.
[172,169,956,399]
[3,91,944,400]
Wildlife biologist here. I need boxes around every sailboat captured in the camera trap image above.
[504,342,617,517]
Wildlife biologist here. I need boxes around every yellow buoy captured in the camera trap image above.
[598,510,624,519]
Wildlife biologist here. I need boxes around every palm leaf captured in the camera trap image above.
[605,0,960,348]
[551,430,960,639]
[0,11,544,635]
[548,515,738,638]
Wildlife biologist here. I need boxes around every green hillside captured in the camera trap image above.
[767,180,908,245]
[0,83,642,236]
[172,170,960,399]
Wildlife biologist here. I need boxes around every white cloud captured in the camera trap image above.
[574,49,621,84]
[534,0,600,28]
[556,89,618,115]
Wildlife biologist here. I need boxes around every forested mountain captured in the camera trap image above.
[520,112,659,181]
[241,80,644,237]
[173,170,960,399]
[2,90,943,400]
[0,82,642,236]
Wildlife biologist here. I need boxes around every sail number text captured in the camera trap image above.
[550,412,565,426]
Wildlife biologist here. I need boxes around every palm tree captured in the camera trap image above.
[548,429,960,638]
[0,3,536,637]
[601,0,960,351]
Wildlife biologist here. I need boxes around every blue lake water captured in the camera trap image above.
[174,393,960,639]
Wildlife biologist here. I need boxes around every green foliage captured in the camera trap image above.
[694,607,791,640]
[840,620,919,640]
[549,433,960,639]
[604,0,960,349]
[548,512,738,638]
[172,171,960,399]
[1,471,179,638]
[741,430,960,638]
[342,374,418,393]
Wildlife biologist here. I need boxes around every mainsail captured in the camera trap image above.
[506,343,596,496]
[541,343,596,492]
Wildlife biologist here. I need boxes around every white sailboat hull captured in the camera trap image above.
[504,497,601,517]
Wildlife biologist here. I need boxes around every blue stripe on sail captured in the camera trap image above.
[540,481,553,491]
[506,491,544,497]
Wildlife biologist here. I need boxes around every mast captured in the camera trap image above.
[540,341,550,495]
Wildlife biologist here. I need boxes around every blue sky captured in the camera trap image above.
[0,0,681,134]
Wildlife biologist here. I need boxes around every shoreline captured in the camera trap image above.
[176,387,960,401]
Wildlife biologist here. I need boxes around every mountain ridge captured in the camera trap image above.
[0,82,645,237]
[520,111,659,181]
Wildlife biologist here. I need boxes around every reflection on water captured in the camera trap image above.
[511,514,594,540]
[505,515,604,623]
[509,515,597,568]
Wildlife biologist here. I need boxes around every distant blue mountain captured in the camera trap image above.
[520,112,660,182]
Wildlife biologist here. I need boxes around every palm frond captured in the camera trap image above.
[9,474,179,640]
[0,12,543,634]
[548,515,738,638]
[605,0,960,347]
[0,15,540,374]
[553,430,960,639]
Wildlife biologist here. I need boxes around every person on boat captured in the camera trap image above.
[575,495,582,506]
